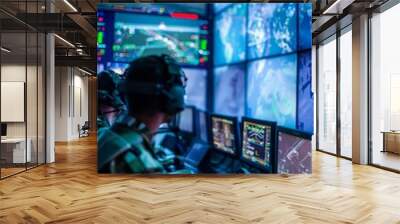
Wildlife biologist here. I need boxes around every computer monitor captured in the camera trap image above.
[210,114,239,156]
[1,123,7,137]
[241,117,277,171]
[178,106,195,134]
[196,110,209,143]
[277,127,312,174]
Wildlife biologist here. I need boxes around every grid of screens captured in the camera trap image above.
[211,116,237,155]
[213,3,312,132]
[277,130,311,173]
[213,64,245,118]
[242,120,273,168]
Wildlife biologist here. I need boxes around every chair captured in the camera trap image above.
[78,121,90,138]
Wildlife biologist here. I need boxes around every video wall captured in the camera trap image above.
[97,3,313,175]
[213,3,313,133]
[97,4,209,111]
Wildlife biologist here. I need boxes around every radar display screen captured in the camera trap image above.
[278,130,311,174]
[113,13,209,66]
[211,116,237,155]
[242,120,273,168]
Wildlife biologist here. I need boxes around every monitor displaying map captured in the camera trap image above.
[247,3,297,59]
[214,4,247,66]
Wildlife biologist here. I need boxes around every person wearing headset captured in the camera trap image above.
[97,55,188,174]
[97,70,126,130]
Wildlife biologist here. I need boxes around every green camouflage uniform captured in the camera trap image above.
[98,113,165,173]
[98,113,194,174]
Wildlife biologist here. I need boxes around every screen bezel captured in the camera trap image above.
[209,113,240,157]
[276,126,312,173]
[195,109,210,144]
[240,117,277,172]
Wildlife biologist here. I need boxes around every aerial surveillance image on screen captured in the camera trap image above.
[213,65,245,118]
[183,68,207,111]
[298,3,312,50]
[113,13,208,66]
[297,51,314,133]
[211,116,237,155]
[247,3,297,59]
[214,4,247,65]
[246,54,297,129]
[242,120,273,168]
[278,131,311,174]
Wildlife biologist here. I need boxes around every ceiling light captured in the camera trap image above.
[78,67,93,76]
[63,0,78,12]
[1,47,11,53]
[322,0,354,15]
[54,34,75,48]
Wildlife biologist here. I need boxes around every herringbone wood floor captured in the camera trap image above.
[1,135,400,224]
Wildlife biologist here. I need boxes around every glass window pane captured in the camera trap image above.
[371,4,400,171]
[27,31,38,169]
[317,37,337,154]
[1,31,27,177]
[340,29,352,158]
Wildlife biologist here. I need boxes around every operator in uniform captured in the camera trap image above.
[97,70,126,130]
[98,55,189,174]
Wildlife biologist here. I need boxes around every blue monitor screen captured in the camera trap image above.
[214,4,247,66]
[113,13,209,66]
[247,3,297,60]
[298,3,312,50]
[179,107,194,133]
[246,54,297,129]
[297,51,313,133]
[213,3,232,13]
[213,64,245,118]
[183,68,207,111]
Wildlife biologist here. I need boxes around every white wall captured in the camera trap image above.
[55,67,89,141]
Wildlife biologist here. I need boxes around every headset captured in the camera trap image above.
[120,55,187,115]
[98,70,126,114]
